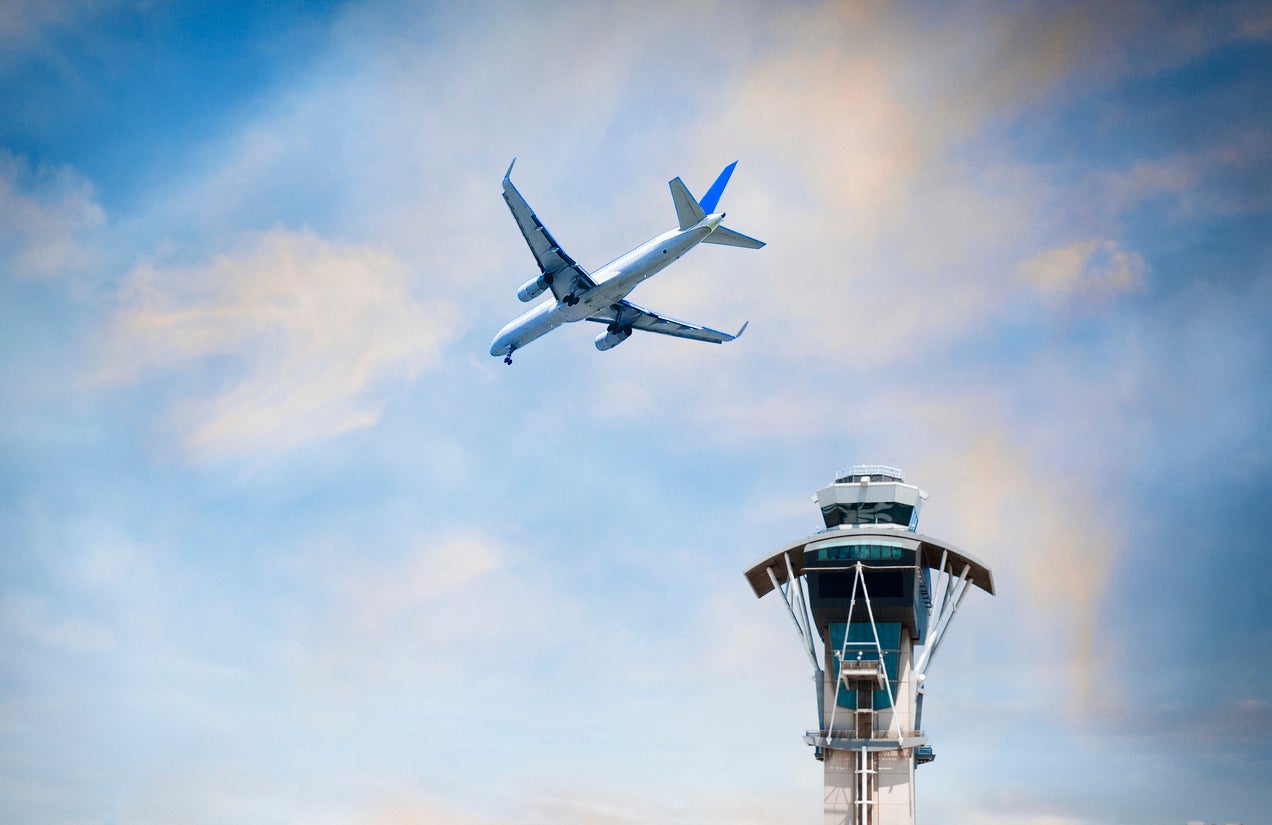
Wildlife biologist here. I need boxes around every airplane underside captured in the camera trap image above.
[491,160,762,364]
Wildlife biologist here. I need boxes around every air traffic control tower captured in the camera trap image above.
[745,466,994,825]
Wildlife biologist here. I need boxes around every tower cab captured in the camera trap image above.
[815,464,928,531]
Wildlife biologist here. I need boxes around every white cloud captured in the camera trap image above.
[1017,238,1146,305]
[102,227,460,458]
[0,149,103,279]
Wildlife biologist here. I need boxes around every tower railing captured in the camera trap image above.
[834,464,905,483]
[806,729,927,741]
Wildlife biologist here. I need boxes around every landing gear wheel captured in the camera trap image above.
[564,294,579,306]
[504,355,512,365]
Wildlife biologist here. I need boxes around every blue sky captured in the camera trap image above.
[2,1,1270,823]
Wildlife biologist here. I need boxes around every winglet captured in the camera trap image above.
[734,320,749,339]
[699,161,737,213]
[504,158,517,180]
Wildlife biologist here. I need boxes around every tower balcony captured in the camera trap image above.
[836,658,888,689]
[804,729,929,751]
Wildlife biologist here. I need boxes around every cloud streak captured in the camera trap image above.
[101,227,459,458]
[1017,238,1146,306]
[0,149,103,279]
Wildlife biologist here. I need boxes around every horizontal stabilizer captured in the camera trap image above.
[704,225,765,249]
[670,177,705,230]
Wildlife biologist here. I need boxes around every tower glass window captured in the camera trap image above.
[820,502,915,527]
[829,622,902,709]
[814,543,905,562]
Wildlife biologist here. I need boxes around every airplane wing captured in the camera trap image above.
[587,299,748,344]
[502,161,595,300]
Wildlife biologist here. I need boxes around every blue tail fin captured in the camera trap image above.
[698,161,737,213]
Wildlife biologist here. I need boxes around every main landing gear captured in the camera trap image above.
[563,293,580,306]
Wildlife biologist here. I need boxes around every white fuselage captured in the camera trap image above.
[489,214,723,356]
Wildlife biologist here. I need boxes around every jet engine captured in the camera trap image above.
[594,324,633,351]
[517,273,553,302]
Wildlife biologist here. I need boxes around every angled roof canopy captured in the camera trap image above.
[744,528,995,598]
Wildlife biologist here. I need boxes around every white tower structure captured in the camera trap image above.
[744,466,994,825]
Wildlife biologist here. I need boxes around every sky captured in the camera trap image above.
[1,1,1270,823]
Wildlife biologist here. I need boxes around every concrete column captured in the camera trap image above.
[823,748,858,825]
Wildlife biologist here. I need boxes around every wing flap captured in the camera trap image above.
[502,162,595,299]
[587,300,747,344]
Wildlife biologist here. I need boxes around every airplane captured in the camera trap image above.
[490,160,764,364]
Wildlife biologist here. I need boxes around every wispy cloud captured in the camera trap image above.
[0,0,116,58]
[0,591,115,653]
[911,419,1120,707]
[335,531,504,632]
[0,149,103,279]
[679,7,1071,361]
[1017,238,1146,306]
[101,227,460,458]
[283,530,571,693]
